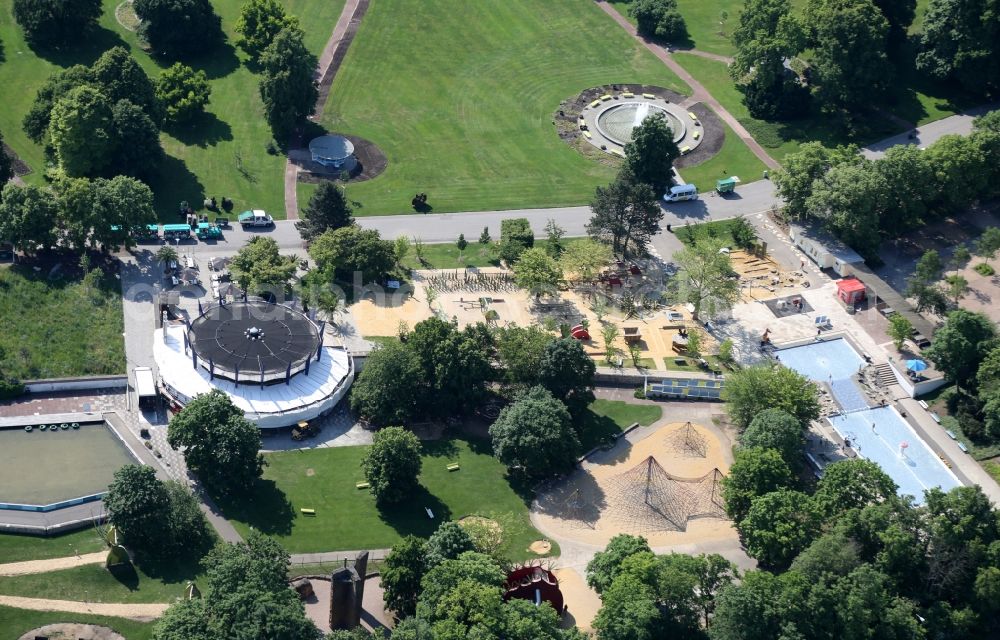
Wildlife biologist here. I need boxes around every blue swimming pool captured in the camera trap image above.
[776,338,869,412]
[829,407,961,504]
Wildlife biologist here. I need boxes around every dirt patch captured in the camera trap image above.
[19,623,125,640]
[306,468,315,476]
[297,133,388,184]
[674,103,723,169]
[459,515,502,534]
[528,540,552,554]
[3,142,32,177]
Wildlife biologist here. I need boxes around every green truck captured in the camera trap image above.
[716,176,741,194]
[196,222,223,240]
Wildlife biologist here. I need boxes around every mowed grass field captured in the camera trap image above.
[326,0,692,216]
[222,438,553,556]
[0,0,344,220]
[0,528,106,563]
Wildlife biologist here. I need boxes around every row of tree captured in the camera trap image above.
[773,110,1000,257]
[731,0,998,129]
[0,175,156,254]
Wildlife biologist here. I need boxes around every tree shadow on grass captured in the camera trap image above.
[576,409,623,453]
[378,485,451,539]
[136,548,206,584]
[422,439,460,459]
[214,478,297,537]
[149,40,240,81]
[148,154,206,221]
[107,563,140,591]
[165,111,234,148]
[28,25,128,67]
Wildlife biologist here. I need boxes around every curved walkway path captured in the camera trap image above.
[0,552,106,577]
[284,0,370,221]
[0,595,167,621]
[673,48,734,64]
[595,1,780,170]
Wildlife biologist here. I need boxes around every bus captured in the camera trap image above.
[163,223,192,241]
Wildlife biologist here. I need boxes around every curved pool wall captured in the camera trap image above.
[596,102,685,145]
[775,338,869,411]
[829,406,961,504]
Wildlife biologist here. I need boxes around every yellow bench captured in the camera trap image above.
[355,482,370,489]
[611,148,626,158]
[622,92,634,98]
[583,131,593,139]
[642,93,655,99]
[300,508,316,515]
[589,99,601,108]
[600,94,612,101]
[447,463,461,471]
[693,131,701,140]
[688,112,698,120]
[681,146,692,155]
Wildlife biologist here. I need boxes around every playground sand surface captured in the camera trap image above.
[533,422,737,547]
[552,567,602,631]
[730,249,806,302]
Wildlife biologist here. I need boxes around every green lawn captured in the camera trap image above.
[674,218,746,246]
[0,560,202,604]
[0,605,153,640]
[399,237,589,271]
[221,438,555,558]
[0,0,344,220]
[678,117,768,190]
[578,398,662,450]
[325,0,691,216]
[0,263,125,379]
[0,529,106,563]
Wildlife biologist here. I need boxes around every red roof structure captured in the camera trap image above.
[503,565,564,613]
[836,278,866,305]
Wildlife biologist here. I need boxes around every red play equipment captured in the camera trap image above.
[570,324,591,341]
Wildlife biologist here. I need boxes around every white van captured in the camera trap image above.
[663,184,698,202]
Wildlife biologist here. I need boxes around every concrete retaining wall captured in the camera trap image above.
[23,375,127,393]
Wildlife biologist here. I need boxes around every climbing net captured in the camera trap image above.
[665,421,709,458]
[604,456,726,532]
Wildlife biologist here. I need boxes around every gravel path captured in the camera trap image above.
[0,595,167,621]
[0,552,106,577]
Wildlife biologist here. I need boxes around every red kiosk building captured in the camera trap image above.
[836,278,867,306]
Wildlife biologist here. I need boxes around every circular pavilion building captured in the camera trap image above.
[153,301,353,429]
[308,134,357,171]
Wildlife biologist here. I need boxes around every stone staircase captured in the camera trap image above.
[874,363,897,387]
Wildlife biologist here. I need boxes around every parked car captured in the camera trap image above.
[238,210,274,228]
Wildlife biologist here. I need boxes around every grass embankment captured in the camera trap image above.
[0,605,153,640]
[0,0,344,220]
[0,559,203,604]
[0,263,124,379]
[325,0,691,215]
[0,529,106,563]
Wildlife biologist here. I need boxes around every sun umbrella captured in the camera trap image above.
[906,359,928,372]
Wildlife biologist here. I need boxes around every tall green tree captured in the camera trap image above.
[91,175,157,251]
[730,0,808,119]
[585,534,651,594]
[489,386,580,479]
[773,142,859,218]
[498,218,535,264]
[874,145,937,233]
[559,238,613,282]
[425,521,476,568]
[297,181,354,242]
[513,247,563,297]
[361,426,422,505]
[740,488,822,568]
[382,536,427,617]
[258,26,318,140]
[91,47,164,125]
[0,183,59,253]
[236,0,299,62]
[672,237,741,319]
[134,0,223,57]
[725,363,821,429]
[229,236,297,296]
[156,63,211,124]
[588,170,663,256]
[109,99,165,178]
[917,0,1000,95]
[308,226,396,283]
[0,131,13,187]
[23,65,93,143]
[740,409,804,470]
[807,0,891,126]
[924,310,997,386]
[350,341,424,426]
[104,464,172,553]
[47,85,114,177]
[722,447,795,523]
[624,112,680,193]
[496,325,554,388]
[13,0,102,45]
[537,337,596,416]
[872,0,916,48]
[166,390,265,495]
[630,0,687,41]
[804,160,888,257]
[814,459,898,518]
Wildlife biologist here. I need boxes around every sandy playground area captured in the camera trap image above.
[532,422,737,547]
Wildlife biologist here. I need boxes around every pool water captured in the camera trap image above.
[777,339,870,412]
[0,422,137,506]
[829,407,961,504]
